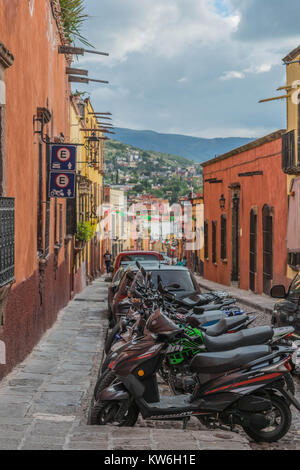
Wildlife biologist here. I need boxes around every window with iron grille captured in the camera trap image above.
[59,203,63,245]
[204,221,209,259]
[44,140,51,257]
[44,201,50,257]
[37,142,43,257]
[220,215,227,260]
[282,130,296,172]
[0,197,15,287]
[212,220,217,264]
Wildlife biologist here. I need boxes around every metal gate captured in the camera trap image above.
[0,197,15,287]
[249,209,257,292]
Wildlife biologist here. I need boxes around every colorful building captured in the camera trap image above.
[259,45,300,279]
[69,96,105,291]
[0,0,74,379]
[202,131,289,294]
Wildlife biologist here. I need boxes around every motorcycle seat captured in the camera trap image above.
[190,345,271,374]
[204,315,249,337]
[202,326,273,352]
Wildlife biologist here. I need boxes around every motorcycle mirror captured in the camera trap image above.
[136,261,142,269]
[141,266,147,278]
[270,285,287,299]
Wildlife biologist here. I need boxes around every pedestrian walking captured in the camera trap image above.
[104,250,112,274]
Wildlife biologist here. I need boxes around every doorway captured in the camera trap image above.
[262,205,273,295]
[231,191,240,283]
[249,209,257,292]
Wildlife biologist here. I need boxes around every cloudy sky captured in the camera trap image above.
[73,0,300,138]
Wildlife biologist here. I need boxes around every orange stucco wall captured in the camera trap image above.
[203,135,289,294]
[0,0,70,284]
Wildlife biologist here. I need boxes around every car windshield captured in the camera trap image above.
[151,270,195,292]
[289,273,300,298]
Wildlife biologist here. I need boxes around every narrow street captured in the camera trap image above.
[0,276,299,451]
[0,277,249,451]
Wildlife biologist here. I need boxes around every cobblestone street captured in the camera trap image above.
[0,276,299,450]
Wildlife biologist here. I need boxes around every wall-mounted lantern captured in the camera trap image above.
[85,132,100,167]
[219,194,226,210]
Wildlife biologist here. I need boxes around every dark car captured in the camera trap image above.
[108,263,201,325]
[271,273,300,334]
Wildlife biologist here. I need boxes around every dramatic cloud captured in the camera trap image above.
[72,0,300,139]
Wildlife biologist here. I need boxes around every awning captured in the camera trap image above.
[287,177,300,253]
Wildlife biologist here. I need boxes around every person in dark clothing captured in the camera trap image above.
[104,250,112,274]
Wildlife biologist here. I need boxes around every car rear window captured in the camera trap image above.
[120,254,159,264]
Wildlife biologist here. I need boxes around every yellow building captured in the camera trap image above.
[260,46,300,279]
[282,47,300,278]
[69,95,105,291]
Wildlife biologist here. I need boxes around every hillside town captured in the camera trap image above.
[0,0,300,455]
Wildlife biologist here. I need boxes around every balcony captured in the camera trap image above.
[0,198,15,288]
[282,130,300,174]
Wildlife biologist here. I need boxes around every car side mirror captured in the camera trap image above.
[270,285,287,299]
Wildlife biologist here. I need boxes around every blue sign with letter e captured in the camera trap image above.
[51,145,77,171]
[49,172,76,198]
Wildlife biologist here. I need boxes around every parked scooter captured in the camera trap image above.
[91,308,300,443]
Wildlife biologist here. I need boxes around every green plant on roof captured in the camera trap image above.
[59,0,93,48]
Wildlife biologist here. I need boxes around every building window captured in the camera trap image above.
[212,220,217,264]
[220,215,227,260]
[59,203,63,245]
[0,197,15,288]
[282,130,296,172]
[204,221,209,259]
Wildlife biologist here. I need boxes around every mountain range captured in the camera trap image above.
[112,128,255,163]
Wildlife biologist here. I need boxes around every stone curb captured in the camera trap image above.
[195,275,276,315]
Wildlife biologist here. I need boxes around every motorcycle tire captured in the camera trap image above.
[241,394,291,443]
[105,324,121,355]
[89,400,139,426]
[284,373,295,395]
[94,370,117,401]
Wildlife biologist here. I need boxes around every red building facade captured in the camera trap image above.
[0,1,74,379]
[202,130,289,295]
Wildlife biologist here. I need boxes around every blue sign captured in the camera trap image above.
[49,172,76,198]
[50,145,77,171]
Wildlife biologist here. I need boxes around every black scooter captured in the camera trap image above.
[93,309,300,443]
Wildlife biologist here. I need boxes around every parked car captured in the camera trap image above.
[271,273,300,334]
[113,251,163,274]
[109,263,201,325]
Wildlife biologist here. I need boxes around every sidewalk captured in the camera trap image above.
[0,276,250,450]
[194,275,277,315]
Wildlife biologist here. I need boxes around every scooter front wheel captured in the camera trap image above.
[89,400,139,426]
[241,394,291,443]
